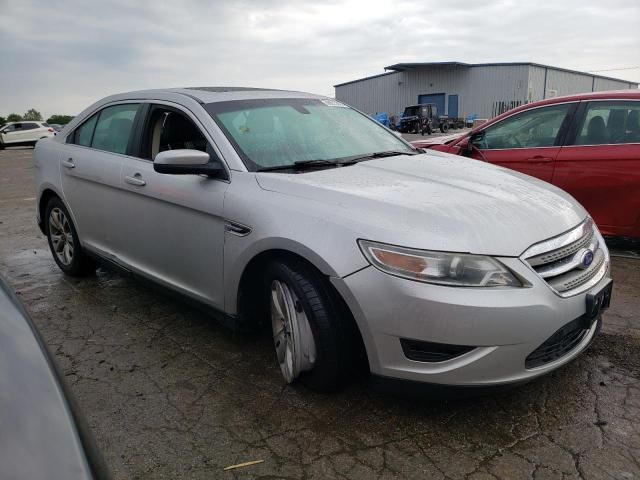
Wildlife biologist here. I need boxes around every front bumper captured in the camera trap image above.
[331,256,610,386]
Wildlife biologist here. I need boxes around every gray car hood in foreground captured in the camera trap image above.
[255,153,586,257]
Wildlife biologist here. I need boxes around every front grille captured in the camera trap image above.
[400,338,475,363]
[525,317,591,368]
[522,219,608,296]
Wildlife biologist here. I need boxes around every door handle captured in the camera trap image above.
[62,158,75,169]
[125,174,146,186]
[527,156,554,162]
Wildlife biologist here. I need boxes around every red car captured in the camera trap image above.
[412,90,640,239]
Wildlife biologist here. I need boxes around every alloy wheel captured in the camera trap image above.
[49,207,74,266]
[270,279,317,383]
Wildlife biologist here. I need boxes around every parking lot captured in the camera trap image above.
[1,147,639,479]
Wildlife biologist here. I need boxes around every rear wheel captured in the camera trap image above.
[440,123,449,133]
[265,259,348,392]
[45,197,94,276]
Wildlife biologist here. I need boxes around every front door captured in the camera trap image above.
[1,123,25,144]
[116,103,229,309]
[470,103,575,182]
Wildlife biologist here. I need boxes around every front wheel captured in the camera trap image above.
[45,197,95,276]
[440,123,449,133]
[265,259,348,392]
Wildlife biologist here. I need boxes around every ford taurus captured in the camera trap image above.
[34,87,612,392]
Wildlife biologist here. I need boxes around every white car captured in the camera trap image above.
[0,121,55,148]
[33,88,612,392]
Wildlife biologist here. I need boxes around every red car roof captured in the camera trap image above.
[474,89,640,133]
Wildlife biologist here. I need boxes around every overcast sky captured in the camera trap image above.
[1,0,638,119]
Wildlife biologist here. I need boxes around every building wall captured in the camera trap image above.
[336,65,530,119]
[336,64,638,121]
[528,65,635,102]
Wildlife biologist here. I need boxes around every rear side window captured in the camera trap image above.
[478,104,571,150]
[73,113,99,147]
[91,104,140,154]
[22,123,38,130]
[573,101,640,145]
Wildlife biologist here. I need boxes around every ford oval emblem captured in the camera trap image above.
[580,250,594,269]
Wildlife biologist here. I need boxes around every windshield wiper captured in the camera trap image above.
[345,150,419,163]
[256,158,354,172]
[255,151,416,172]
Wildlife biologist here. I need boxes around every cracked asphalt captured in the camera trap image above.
[1,147,639,480]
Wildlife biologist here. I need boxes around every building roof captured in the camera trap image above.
[334,62,639,88]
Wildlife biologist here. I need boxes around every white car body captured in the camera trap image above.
[1,121,55,148]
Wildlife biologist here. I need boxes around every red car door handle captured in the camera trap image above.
[527,156,554,162]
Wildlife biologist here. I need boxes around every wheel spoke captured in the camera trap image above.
[274,329,287,362]
[51,234,64,251]
[270,278,317,384]
[63,243,72,263]
[271,286,285,321]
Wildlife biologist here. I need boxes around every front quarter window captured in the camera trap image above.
[206,98,413,171]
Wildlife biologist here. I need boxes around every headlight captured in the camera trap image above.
[358,240,522,287]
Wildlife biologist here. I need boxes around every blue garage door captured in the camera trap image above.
[418,93,445,117]
[448,95,459,118]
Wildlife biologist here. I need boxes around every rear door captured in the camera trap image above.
[61,103,142,256]
[470,103,576,182]
[21,122,41,142]
[554,100,640,237]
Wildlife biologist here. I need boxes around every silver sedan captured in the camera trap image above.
[34,88,612,392]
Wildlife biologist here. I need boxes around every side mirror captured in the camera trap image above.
[153,149,222,176]
[466,131,484,153]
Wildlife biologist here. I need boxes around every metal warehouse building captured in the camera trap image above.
[334,62,639,120]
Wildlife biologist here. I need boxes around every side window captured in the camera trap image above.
[573,101,640,145]
[91,104,140,154]
[22,123,38,131]
[3,124,17,132]
[72,113,99,147]
[477,104,571,150]
[143,106,208,160]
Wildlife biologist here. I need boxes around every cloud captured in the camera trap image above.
[0,0,638,118]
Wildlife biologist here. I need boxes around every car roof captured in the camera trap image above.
[102,87,326,105]
[474,89,640,132]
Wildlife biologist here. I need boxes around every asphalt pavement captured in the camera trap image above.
[1,147,639,480]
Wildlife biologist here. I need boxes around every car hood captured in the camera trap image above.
[255,152,587,257]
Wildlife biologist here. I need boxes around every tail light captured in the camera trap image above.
[48,128,54,132]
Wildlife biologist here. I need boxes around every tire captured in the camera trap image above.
[45,197,95,276]
[264,258,348,392]
[440,123,449,133]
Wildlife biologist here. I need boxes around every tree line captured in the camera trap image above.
[0,109,74,127]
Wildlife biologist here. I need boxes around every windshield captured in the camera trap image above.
[403,106,419,117]
[205,98,414,171]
